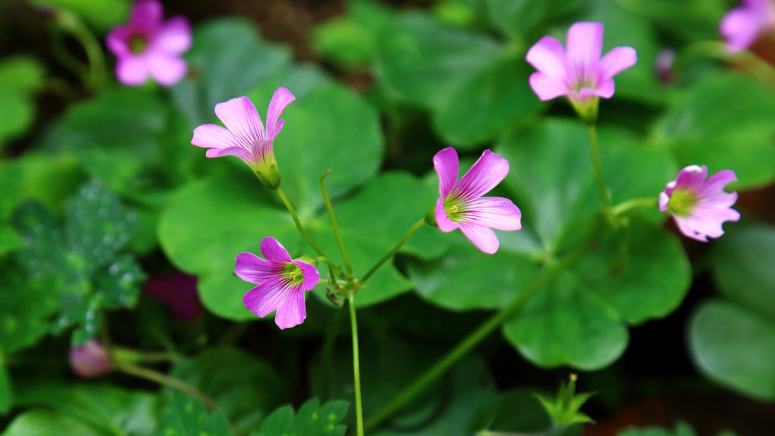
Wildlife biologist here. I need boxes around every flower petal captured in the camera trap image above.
[566,22,604,68]
[131,0,163,29]
[720,8,760,53]
[433,147,459,198]
[293,260,320,292]
[235,252,276,284]
[453,150,509,201]
[205,146,252,162]
[214,96,265,146]
[435,197,458,232]
[595,78,615,99]
[146,52,187,86]
[275,289,307,329]
[463,196,522,231]
[106,25,131,56]
[526,36,568,81]
[675,165,708,190]
[192,124,239,149]
[700,169,737,196]
[265,87,295,139]
[599,47,637,79]
[115,56,149,86]
[260,237,292,262]
[529,72,568,100]
[459,223,500,254]
[153,16,191,54]
[243,278,289,317]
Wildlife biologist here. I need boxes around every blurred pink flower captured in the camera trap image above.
[144,272,203,321]
[69,340,111,378]
[655,48,676,84]
[433,147,521,254]
[236,237,320,330]
[720,0,775,53]
[191,88,295,188]
[526,22,637,121]
[107,0,191,86]
[659,165,740,242]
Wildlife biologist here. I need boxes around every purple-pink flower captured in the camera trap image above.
[433,147,521,254]
[526,22,637,121]
[236,237,320,330]
[106,0,191,87]
[69,340,112,378]
[659,165,740,242]
[191,88,295,188]
[720,0,775,53]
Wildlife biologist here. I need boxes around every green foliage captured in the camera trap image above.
[252,398,349,436]
[653,72,775,189]
[534,376,593,428]
[0,57,44,147]
[2,409,102,436]
[13,382,158,434]
[30,0,129,30]
[172,347,285,433]
[0,361,10,415]
[14,181,143,345]
[619,421,697,436]
[160,390,231,435]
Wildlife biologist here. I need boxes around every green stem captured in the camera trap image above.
[320,170,354,275]
[115,361,217,410]
[365,247,584,431]
[275,186,339,280]
[360,218,425,285]
[348,294,365,436]
[55,10,107,89]
[586,124,612,215]
[611,197,657,217]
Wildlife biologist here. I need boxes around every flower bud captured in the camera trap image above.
[69,340,111,378]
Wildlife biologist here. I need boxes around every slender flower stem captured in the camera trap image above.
[348,294,365,436]
[586,124,612,215]
[274,186,339,281]
[360,218,426,285]
[365,247,586,431]
[115,361,217,410]
[55,10,107,89]
[611,197,657,217]
[320,170,354,275]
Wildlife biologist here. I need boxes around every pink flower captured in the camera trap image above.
[433,147,522,254]
[235,237,320,330]
[526,22,637,122]
[144,272,203,321]
[69,340,112,378]
[191,88,295,188]
[720,0,775,53]
[106,0,191,87]
[659,165,741,242]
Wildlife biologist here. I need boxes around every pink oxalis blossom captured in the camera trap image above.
[236,237,320,330]
[526,22,637,122]
[192,87,295,188]
[69,340,112,378]
[433,147,522,255]
[107,0,191,87]
[659,165,740,242]
[720,0,775,53]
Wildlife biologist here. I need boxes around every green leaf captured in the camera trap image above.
[39,89,168,193]
[0,262,58,354]
[253,398,349,436]
[14,382,158,434]
[172,18,292,125]
[483,0,584,40]
[31,0,130,30]
[160,390,231,436]
[65,181,136,275]
[172,347,285,434]
[498,119,676,252]
[274,83,384,214]
[689,300,775,401]
[0,56,44,146]
[159,174,300,320]
[2,409,101,436]
[0,361,10,415]
[93,255,145,309]
[432,56,542,148]
[472,389,552,434]
[712,222,775,319]
[14,152,84,211]
[375,13,503,110]
[653,71,775,189]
